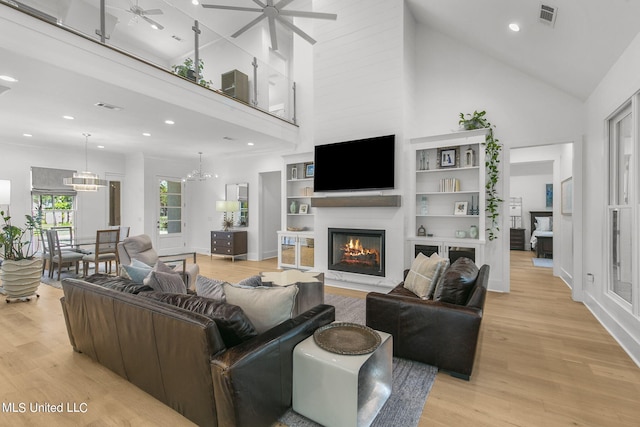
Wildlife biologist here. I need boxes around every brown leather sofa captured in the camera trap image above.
[365,261,489,380]
[60,277,335,426]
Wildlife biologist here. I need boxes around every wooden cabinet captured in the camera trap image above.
[210,230,247,261]
[510,228,526,251]
[221,69,249,103]
[407,129,488,266]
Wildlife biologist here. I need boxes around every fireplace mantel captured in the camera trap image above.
[311,195,401,208]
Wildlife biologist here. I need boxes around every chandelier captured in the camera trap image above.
[183,152,213,182]
[63,133,108,191]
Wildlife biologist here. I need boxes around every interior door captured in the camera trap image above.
[157,178,185,254]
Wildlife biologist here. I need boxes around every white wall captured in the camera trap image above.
[413,26,584,291]
[0,141,125,240]
[584,30,640,364]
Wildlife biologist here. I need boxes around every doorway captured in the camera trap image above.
[506,141,583,301]
[259,170,281,260]
[156,177,186,254]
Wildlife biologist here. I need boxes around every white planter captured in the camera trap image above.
[1,258,41,299]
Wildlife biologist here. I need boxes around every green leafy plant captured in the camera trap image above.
[171,58,213,89]
[458,110,503,241]
[0,211,41,261]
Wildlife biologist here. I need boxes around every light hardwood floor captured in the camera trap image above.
[0,251,639,426]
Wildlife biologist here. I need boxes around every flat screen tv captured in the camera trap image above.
[314,135,395,192]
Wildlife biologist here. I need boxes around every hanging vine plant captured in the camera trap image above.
[458,110,503,241]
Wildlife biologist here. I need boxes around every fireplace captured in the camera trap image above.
[328,228,385,277]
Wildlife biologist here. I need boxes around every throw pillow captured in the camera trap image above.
[141,291,258,347]
[434,257,479,305]
[195,275,227,302]
[535,216,551,231]
[223,283,298,333]
[143,270,187,294]
[403,252,449,299]
[154,260,177,274]
[123,259,153,284]
[236,275,269,288]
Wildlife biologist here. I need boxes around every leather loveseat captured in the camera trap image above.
[366,258,489,380]
[60,277,335,426]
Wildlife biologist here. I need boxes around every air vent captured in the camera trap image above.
[539,3,557,27]
[94,102,123,111]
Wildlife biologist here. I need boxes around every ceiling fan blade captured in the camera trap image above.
[140,9,163,16]
[142,15,164,30]
[252,0,267,7]
[266,0,274,6]
[231,13,267,38]
[279,10,337,20]
[276,15,316,44]
[268,16,278,50]
[201,4,263,13]
[274,0,295,9]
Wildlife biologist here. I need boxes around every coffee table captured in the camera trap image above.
[292,324,392,427]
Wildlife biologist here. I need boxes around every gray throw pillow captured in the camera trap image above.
[195,275,227,302]
[236,275,267,288]
[144,270,187,294]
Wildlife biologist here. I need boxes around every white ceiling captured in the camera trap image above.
[2,0,640,160]
[405,0,640,100]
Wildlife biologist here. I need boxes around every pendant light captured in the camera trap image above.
[63,133,108,191]
[183,152,213,182]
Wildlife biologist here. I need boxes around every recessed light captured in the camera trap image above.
[247,142,254,146]
[0,75,18,82]
[23,133,32,137]
[63,115,75,120]
[97,145,105,149]
[142,132,151,137]
[509,23,520,32]
[192,0,199,5]
[164,120,175,125]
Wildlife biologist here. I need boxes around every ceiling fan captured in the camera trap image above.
[110,0,165,30]
[201,0,337,50]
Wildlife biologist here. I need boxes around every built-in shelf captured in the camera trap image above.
[311,195,401,208]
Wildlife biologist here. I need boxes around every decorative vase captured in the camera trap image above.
[290,200,298,214]
[0,258,41,299]
[469,225,479,239]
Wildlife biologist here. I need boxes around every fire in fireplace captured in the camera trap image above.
[328,228,385,277]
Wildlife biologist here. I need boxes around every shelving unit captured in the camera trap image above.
[408,129,489,266]
[279,154,315,269]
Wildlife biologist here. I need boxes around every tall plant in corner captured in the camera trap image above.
[459,110,503,241]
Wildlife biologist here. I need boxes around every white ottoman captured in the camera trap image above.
[292,325,392,427]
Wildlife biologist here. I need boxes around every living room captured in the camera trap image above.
[1,0,640,425]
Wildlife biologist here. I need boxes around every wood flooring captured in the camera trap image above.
[0,251,638,426]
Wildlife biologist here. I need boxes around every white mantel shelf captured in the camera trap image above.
[310,195,401,208]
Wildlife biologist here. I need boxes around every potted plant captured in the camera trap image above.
[458,110,503,241]
[0,211,42,301]
[171,58,213,89]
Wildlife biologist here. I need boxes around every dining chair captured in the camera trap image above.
[52,226,74,249]
[46,229,84,280]
[82,229,120,277]
[110,225,130,241]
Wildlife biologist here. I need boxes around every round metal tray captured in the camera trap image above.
[313,322,381,355]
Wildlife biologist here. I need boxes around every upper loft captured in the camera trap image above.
[0,0,321,159]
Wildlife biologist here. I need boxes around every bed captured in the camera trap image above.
[530,211,553,259]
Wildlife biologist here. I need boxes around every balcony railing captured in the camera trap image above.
[1,0,297,125]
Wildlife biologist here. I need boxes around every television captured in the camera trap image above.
[313,135,395,192]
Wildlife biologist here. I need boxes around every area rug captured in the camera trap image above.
[277,293,438,427]
[532,258,553,268]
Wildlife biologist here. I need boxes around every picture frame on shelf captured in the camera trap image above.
[291,166,298,180]
[304,162,314,178]
[454,201,468,215]
[299,203,309,214]
[438,147,458,168]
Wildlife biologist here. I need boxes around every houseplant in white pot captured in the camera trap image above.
[0,211,41,301]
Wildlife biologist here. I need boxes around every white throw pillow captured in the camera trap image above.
[535,216,551,231]
[403,252,449,299]
[223,283,299,333]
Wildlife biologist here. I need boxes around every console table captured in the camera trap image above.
[210,230,247,261]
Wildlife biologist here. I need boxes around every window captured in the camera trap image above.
[159,180,181,234]
[32,194,76,231]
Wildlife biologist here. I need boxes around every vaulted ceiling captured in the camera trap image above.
[1,0,640,160]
